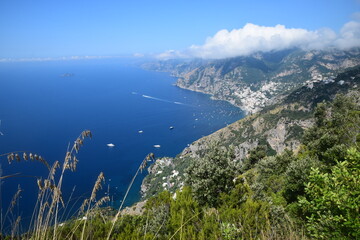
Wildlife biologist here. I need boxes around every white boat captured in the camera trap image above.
[138,130,143,133]
[153,145,161,148]
[169,126,174,130]
[107,143,115,147]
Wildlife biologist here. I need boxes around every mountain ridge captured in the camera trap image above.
[143,48,360,113]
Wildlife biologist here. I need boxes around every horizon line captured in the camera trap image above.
[0,54,147,63]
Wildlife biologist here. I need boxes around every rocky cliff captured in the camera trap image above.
[141,66,360,198]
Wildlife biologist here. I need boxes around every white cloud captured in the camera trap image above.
[158,21,360,59]
[156,50,188,59]
[335,21,360,49]
[133,53,145,58]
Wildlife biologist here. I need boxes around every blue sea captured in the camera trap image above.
[0,58,244,229]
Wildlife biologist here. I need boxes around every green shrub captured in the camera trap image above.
[298,148,360,239]
[185,144,236,207]
[283,156,320,203]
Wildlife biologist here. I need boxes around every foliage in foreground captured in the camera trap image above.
[299,148,360,239]
[45,186,301,240]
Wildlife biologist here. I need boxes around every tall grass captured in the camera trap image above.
[0,130,98,239]
[106,152,155,240]
[0,130,157,239]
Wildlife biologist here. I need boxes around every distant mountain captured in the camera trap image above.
[143,48,360,113]
[141,66,360,199]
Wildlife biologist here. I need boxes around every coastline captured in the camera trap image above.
[174,81,247,113]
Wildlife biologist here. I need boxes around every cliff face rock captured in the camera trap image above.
[265,118,313,153]
[266,118,288,153]
[144,48,360,114]
[181,105,313,161]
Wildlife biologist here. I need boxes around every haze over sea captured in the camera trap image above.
[0,59,244,225]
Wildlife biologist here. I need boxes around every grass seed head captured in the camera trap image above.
[10,185,22,211]
[83,130,92,139]
[50,161,60,180]
[37,179,43,190]
[80,199,89,213]
[44,179,51,189]
[74,142,79,153]
[140,153,155,173]
[90,172,105,201]
[95,196,110,207]
[7,153,14,164]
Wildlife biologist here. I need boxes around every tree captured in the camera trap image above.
[185,144,236,207]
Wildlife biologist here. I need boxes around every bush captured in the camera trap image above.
[298,148,360,239]
[283,156,320,203]
[185,144,236,207]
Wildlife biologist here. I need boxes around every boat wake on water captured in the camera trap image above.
[133,92,193,106]
[0,120,4,136]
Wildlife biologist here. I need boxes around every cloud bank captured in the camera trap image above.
[159,20,360,59]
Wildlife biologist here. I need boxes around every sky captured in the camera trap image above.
[0,0,359,59]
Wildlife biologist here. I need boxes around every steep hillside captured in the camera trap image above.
[143,48,360,113]
[141,66,360,199]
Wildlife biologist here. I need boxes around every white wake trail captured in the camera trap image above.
[135,92,193,107]
[142,95,172,103]
[141,94,192,106]
[0,120,4,136]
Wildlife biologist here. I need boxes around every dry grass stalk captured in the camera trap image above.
[1,130,94,239]
[70,195,111,239]
[36,178,44,191]
[80,199,90,214]
[9,185,22,212]
[95,196,110,208]
[168,212,201,240]
[106,153,155,240]
[0,173,20,180]
[0,185,22,237]
[21,130,92,240]
[50,130,92,239]
[81,172,106,240]
[90,172,105,202]
[49,161,60,182]
[11,216,21,239]
[3,151,50,170]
